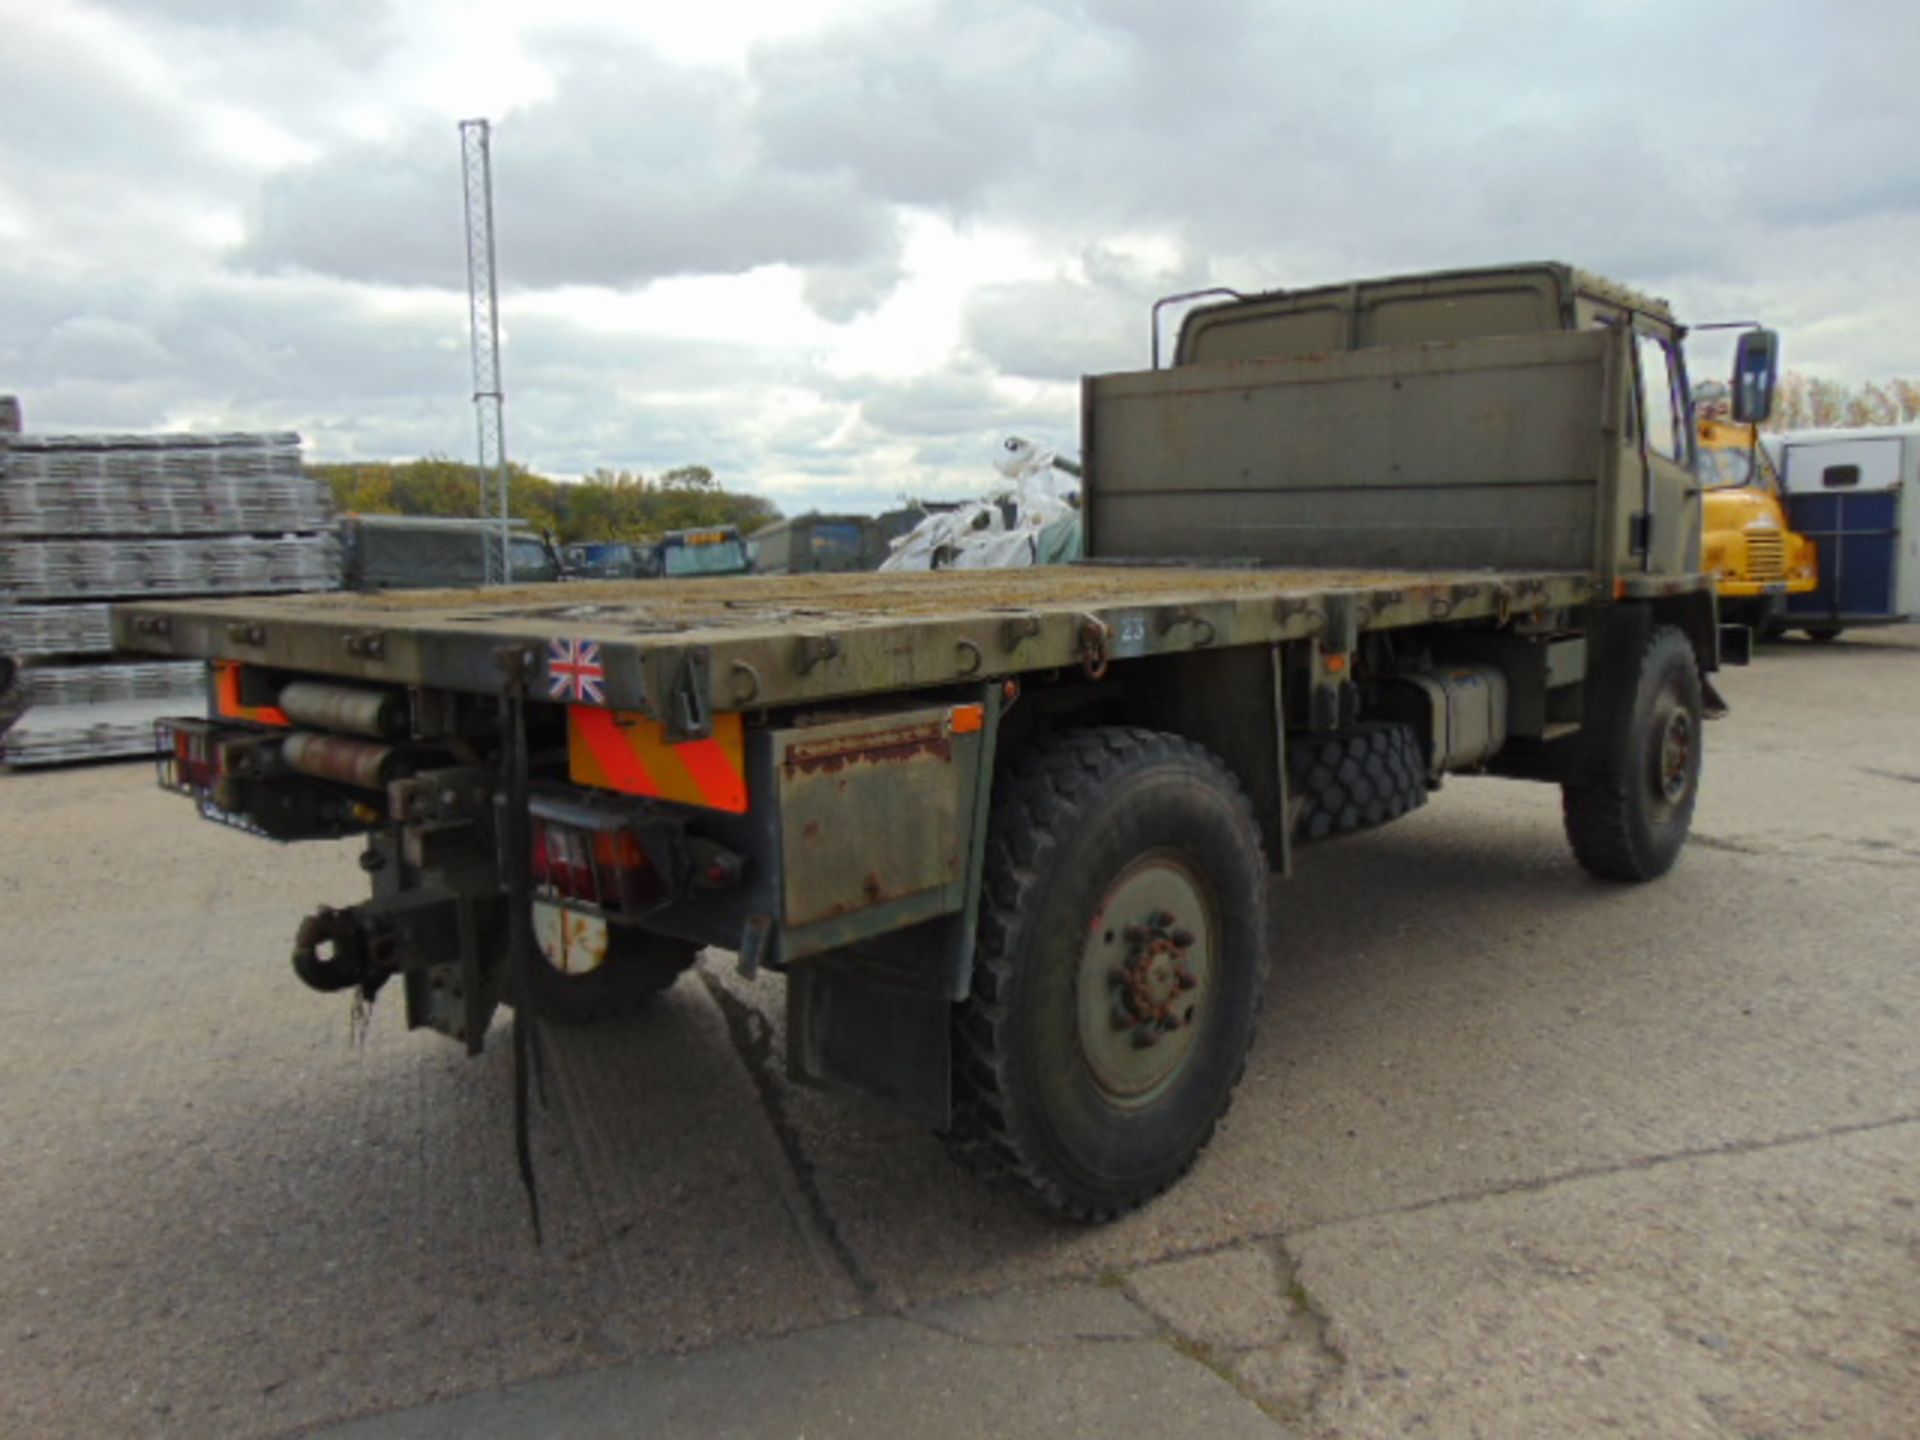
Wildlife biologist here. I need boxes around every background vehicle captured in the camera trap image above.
[564,541,661,581]
[564,529,754,581]
[1693,382,1818,632]
[749,513,901,574]
[340,515,562,589]
[118,262,1773,1221]
[651,526,751,578]
[1776,423,1920,639]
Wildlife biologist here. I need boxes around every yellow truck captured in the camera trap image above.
[1695,381,1817,631]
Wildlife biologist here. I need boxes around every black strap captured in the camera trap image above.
[497,651,545,1245]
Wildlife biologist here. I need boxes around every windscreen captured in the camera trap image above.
[1696,446,1755,489]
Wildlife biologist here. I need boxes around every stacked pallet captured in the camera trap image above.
[0,431,340,767]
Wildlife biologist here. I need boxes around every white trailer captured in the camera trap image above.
[1777,424,1920,638]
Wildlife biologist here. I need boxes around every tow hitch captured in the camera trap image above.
[290,906,384,995]
[288,881,498,1051]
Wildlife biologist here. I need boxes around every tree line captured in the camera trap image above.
[309,458,782,544]
[1764,374,1920,431]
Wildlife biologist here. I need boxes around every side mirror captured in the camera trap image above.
[1731,329,1779,424]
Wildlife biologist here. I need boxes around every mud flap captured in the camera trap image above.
[786,935,955,1130]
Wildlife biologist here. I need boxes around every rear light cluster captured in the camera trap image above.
[530,812,665,914]
[155,718,222,795]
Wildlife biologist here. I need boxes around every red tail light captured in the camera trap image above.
[530,814,663,913]
[156,718,222,794]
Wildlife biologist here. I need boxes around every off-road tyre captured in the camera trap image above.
[1561,625,1703,882]
[948,727,1270,1221]
[1288,722,1428,843]
[522,927,699,1025]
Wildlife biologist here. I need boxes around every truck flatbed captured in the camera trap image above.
[115,564,1597,720]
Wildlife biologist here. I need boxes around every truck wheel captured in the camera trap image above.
[1288,722,1427,842]
[1561,626,1702,882]
[522,928,699,1025]
[950,728,1269,1220]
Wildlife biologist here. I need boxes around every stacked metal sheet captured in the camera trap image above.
[1,429,339,768]
[21,660,204,708]
[0,534,339,598]
[0,603,114,656]
[0,475,334,535]
[0,700,193,768]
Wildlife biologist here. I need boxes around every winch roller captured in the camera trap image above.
[277,681,407,739]
[282,732,400,789]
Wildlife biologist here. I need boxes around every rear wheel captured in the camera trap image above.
[949,728,1270,1220]
[523,926,699,1025]
[1562,625,1703,881]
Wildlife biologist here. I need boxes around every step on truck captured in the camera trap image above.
[116,263,1778,1220]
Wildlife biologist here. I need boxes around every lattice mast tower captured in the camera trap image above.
[459,118,510,585]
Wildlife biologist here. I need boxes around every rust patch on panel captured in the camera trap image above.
[782,719,953,777]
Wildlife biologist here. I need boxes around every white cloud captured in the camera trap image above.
[1,0,1916,516]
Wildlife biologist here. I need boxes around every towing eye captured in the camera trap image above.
[290,907,373,994]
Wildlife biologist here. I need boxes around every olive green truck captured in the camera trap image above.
[116,263,1778,1220]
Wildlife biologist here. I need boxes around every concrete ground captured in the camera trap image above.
[3,628,1917,1438]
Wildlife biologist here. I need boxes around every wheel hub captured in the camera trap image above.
[1077,859,1214,1108]
[1114,911,1199,1041]
[1657,710,1694,804]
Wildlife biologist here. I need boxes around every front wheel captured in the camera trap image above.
[1562,625,1703,881]
[949,728,1270,1220]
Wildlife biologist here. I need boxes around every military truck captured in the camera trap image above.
[117,262,1775,1220]
[339,514,562,590]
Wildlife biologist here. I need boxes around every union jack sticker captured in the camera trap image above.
[546,637,606,704]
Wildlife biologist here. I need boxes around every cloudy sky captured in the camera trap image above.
[3,0,1916,514]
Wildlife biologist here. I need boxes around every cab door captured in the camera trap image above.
[1630,326,1701,578]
